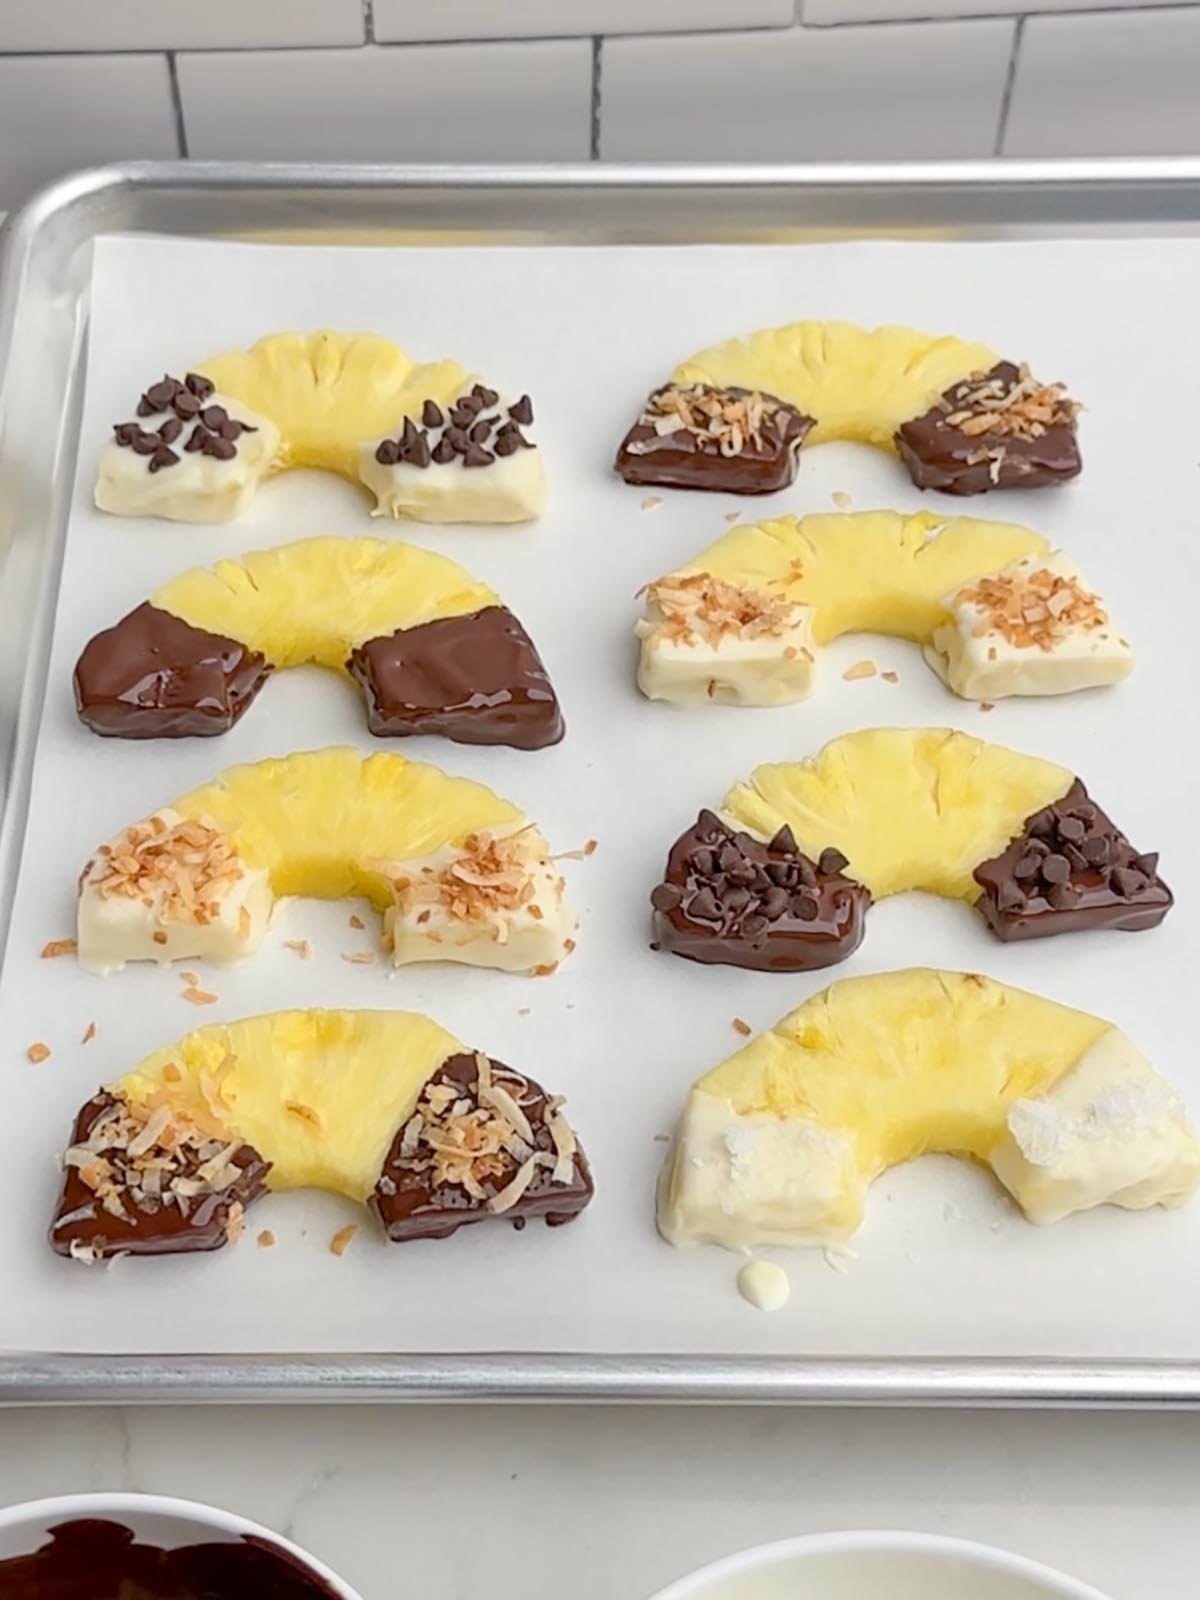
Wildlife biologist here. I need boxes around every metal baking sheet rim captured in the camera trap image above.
[3,158,1200,1410]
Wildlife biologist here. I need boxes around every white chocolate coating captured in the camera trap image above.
[636,598,817,707]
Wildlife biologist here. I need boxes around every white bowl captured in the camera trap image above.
[649,1530,1113,1600]
[0,1491,363,1599]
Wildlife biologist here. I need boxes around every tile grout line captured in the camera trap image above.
[993,14,1025,155]
[165,50,189,158]
[590,36,602,161]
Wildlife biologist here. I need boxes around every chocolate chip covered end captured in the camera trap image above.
[371,1053,593,1242]
[74,602,272,738]
[896,361,1081,495]
[347,604,564,750]
[51,1091,270,1261]
[652,810,869,972]
[973,780,1172,942]
[616,383,813,495]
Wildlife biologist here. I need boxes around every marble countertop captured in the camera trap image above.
[0,1404,1192,1597]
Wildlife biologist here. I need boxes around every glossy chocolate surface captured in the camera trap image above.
[0,1518,340,1600]
[974,779,1172,942]
[615,383,813,494]
[347,604,564,749]
[651,810,869,972]
[371,1053,593,1243]
[895,361,1082,496]
[50,1092,270,1260]
[74,602,271,739]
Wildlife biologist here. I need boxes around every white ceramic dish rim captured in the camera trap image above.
[0,1490,363,1600]
[648,1529,1114,1600]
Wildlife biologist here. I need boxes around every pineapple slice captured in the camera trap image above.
[199,330,467,481]
[51,1009,594,1258]
[673,322,997,451]
[154,536,497,674]
[636,511,1063,707]
[723,728,1072,903]
[76,749,577,975]
[659,969,1200,1249]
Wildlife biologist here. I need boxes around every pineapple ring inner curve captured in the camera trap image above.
[636,510,1134,707]
[50,1009,594,1260]
[722,727,1073,903]
[94,331,546,525]
[658,968,1200,1251]
[75,748,578,978]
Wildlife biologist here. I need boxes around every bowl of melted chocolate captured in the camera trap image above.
[647,1530,1113,1600]
[0,1493,363,1600]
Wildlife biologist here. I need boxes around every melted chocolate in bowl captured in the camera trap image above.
[0,1518,342,1600]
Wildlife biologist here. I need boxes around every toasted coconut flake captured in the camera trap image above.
[127,1104,172,1158]
[238,905,252,940]
[942,364,1080,442]
[40,938,76,959]
[832,490,853,508]
[548,1110,578,1186]
[487,1157,538,1216]
[284,939,312,959]
[881,669,899,684]
[641,495,663,511]
[842,659,877,682]
[958,565,1108,653]
[388,829,547,940]
[633,384,789,460]
[644,570,797,649]
[257,1229,276,1249]
[480,1081,534,1144]
[225,1200,246,1244]
[341,951,377,965]
[68,1238,98,1265]
[348,914,365,930]
[26,1041,51,1064]
[182,986,218,1005]
[81,1021,97,1045]
[732,1017,753,1037]
[285,1101,321,1130]
[399,1113,424,1159]
[91,814,244,925]
[180,971,200,987]
[330,1223,358,1256]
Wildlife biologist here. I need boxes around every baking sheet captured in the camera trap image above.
[1,228,1198,1363]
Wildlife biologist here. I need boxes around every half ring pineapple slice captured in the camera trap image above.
[658,969,1200,1251]
[95,331,545,525]
[51,1009,593,1260]
[76,748,577,977]
[636,510,1132,707]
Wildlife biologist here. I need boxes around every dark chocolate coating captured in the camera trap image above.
[615,384,814,494]
[347,604,564,749]
[973,779,1172,942]
[371,1053,593,1243]
[74,602,271,738]
[50,1092,271,1260]
[895,361,1081,496]
[652,810,869,972]
[0,1519,341,1600]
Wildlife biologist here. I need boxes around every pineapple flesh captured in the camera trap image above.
[659,969,1200,1249]
[672,322,997,451]
[154,536,497,674]
[723,727,1072,903]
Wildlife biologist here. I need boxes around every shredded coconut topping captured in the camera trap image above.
[942,364,1080,442]
[645,571,797,647]
[629,383,789,458]
[958,565,1108,652]
[89,814,244,926]
[386,829,543,943]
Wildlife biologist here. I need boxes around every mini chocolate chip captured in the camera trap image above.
[769,825,797,855]
[469,419,493,444]
[508,394,534,425]
[494,432,519,457]
[408,434,432,468]
[130,431,159,456]
[718,844,741,874]
[1058,816,1086,842]
[158,417,183,444]
[996,879,1026,912]
[136,398,157,418]
[724,886,752,913]
[690,848,715,877]
[432,437,456,465]
[451,401,480,428]
[761,887,790,921]
[1046,882,1081,910]
[242,422,258,435]
[206,436,236,461]
[443,427,469,454]
[185,372,214,400]
[818,847,849,877]
[1074,802,1096,823]
[1063,843,1089,872]
[201,405,229,429]
[1013,853,1042,879]
[375,439,400,466]
[696,811,724,840]
[1028,809,1056,837]
[173,391,201,418]
[765,861,791,886]
[144,377,178,410]
[463,443,494,468]
[219,419,244,441]
[1041,853,1071,885]
[686,887,721,922]
[401,417,420,447]
[185,426,210,453]
[422,400,444,428]
[741,914,769,939]
[795,858,818,888]
[727,863,756,888]
[1110,866,1145,898]
[148,445,178,473]
[473,384,500,407]
[1134,851,1159,878]
[1081,836,1111,866]
[651,883,683,912]
[113,422,139,445]
[792,894,819,922]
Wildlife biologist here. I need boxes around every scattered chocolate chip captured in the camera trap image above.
[686,887,721,922]
[201,405,229,430]
[206,436,236,461]
[474,384,500,408]
[1028,809,1056,837]
[463,444,494,468]
[185,426,210,453]
[1135,852,1159,877]
[408,433,432,468]
[158,417,183,444]
[173,390,201,418]
[1046,882,1081,910]
[1081,835,1111,866]
[761,887,790,920]
[494,432,520,457]
[1041,853,1071,884]
[1057,816,1086,842]
[443,427,469,454]
[818,847,849,876]
[1013,853,1042,879]
[422,400,444,429]
[469,419,493,444]
[509,395,534,426]
[792,894,819,922]
[770,825,798,855]
[1110,866,1144,898]
[432,437,456,465]
[113,422,139,445]
[376,440,400,466]
[144,377,178,411]
[401,417,420,448]
[148,446,178,473]
[185,372,215,400]
[219,418,244,441]
[741,914,769,939]
[996,879,1026,912]
[651,883,684,912]
[130,432,159,456]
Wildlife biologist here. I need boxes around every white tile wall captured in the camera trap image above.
[600,19,1015,161]
[803,0,1192,23]
[1005,7,1200,155]
[373,0,793,42]
[0,0,365,53]
[0,53,177,213]
[178,41,593,163]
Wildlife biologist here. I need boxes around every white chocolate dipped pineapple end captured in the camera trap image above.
[658,970,1199,1251]
[926,551,1133,700]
